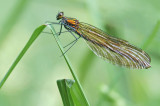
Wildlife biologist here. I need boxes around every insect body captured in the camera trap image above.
[55,12,151,69]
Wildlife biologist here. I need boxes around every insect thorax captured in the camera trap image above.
[62,17,79,31]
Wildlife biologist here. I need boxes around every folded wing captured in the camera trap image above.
[78,22,151,69]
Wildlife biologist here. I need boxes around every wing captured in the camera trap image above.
[77,22,151,69]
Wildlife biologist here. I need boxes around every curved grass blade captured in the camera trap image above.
[0,25,46,89]
[57,79,90,106]
[57,79,74,106]
[47,23,90,106]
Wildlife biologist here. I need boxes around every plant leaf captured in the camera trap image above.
[57,79,90,106]
[0,25,46,89]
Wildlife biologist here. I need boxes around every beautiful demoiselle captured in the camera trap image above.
[49,12,151,69]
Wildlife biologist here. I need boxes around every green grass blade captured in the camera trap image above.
[0,0,30,46]
[47,24,90,106]
[57,79,90,106]
[70,79,88,106]
[0,25,46,89]
[57,79,75,106]
[142,20,160,49]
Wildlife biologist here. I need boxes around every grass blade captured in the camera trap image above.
[0,25,46,89]
[57,79,90,106]
[47,24,90,106]
[57,79,75,106]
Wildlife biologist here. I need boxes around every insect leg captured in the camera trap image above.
[59,24,63,35]
[62,29,81,49]
[42,30,69,35]
[45,21,60,25]
[69,30,78,39]
[61,36,80,56]
[63,36,81,48]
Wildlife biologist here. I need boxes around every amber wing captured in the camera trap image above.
[78,22,151,69]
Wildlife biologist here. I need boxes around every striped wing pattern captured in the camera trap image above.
[78,22,151,69]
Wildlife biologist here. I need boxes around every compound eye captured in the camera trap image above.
[56,12,64,20]
[59,12,64,16]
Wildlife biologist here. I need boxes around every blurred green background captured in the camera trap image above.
[0,0,160,106]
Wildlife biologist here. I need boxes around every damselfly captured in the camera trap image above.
[48,12,151,69]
